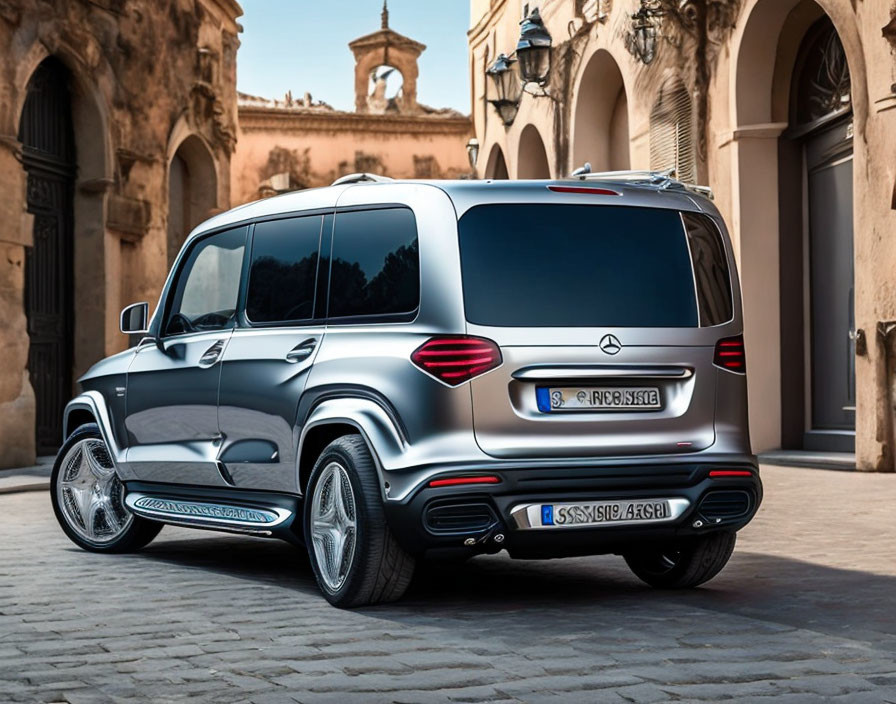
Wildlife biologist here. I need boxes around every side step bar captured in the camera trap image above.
[125,491,295,537]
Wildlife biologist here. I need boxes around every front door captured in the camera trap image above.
[123,226,247,485]
[805,118,855,450]
[217,214,329,494]
[19,58,76,455]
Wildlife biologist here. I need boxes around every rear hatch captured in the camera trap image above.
[458,201,734,459]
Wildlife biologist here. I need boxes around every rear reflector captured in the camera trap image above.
[428,475,501,488]
[411,336,502,386]
[714,335,746,373]
[709,470,753,478]
[547,185,621,196]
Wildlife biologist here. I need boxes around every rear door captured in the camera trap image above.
[458,203,733,459]
[217,214,329,493]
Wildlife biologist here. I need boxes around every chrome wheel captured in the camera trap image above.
[56,438,133,544]
[310,461,358,592]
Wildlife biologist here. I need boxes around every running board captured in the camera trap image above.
[125,491,294,536]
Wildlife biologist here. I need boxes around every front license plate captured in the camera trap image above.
[538,386,661,412]
[511,498,690,530]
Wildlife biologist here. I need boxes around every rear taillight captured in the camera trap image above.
[411,336,502,386]
[714,335,746,373]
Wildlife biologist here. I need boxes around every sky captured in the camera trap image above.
[236,0,471,114]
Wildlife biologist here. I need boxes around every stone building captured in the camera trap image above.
[230,4,472,204]
[469,0,896,470]
[0,0,241,467]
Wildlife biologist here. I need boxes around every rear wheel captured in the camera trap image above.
[624,531,736,589]
[51,424,161,553]
[304,435,415,607]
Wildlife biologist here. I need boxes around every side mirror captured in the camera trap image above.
[120,302,149,335]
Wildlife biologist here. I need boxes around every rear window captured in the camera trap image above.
[458,204,728,328]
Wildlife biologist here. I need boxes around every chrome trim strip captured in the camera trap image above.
[511,366,694,381]
[510,497,690,530]
[125,491,292,529]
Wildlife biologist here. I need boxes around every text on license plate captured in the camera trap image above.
[544,499,670,526]
[538,386,661,411]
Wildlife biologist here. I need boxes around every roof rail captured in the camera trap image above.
[330,172,394,187]
[571,168,714,200]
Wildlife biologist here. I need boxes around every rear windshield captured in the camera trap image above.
[458,204,730,328]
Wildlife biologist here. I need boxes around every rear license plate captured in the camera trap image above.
[538,386,661,412]
[511,498,689,530]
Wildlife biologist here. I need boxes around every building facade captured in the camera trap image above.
[0,0,241,467]
[469,0,896,470]
[231,6,472,205]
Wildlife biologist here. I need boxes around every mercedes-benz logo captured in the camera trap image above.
[599,334,622,355]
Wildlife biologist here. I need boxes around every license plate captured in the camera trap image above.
[511,498,690,530]
[538,386,661,412]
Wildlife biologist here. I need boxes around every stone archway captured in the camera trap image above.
[517,124,551,179]
[484,144,509,179]
[731,0,865,452]
[571,49,630,173]
[167,135,218,266]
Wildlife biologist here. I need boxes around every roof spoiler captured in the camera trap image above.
[330,173,394,186]
[568,166,714,200]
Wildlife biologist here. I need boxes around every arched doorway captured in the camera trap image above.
[167,135,217,266]
[517,124,550,179]
[484,144,509,179]
[19,57,76,455]
[784,15,855,450]
[733,0,858,452]
[572,50,630,172]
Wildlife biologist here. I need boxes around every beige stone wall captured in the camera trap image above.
[231,108,473,205]
[470,0,896,470]
[0,0,240,467]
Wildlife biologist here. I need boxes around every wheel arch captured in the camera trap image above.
[63,391,125,464]
[297,397,407,497]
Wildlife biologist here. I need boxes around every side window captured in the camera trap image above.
[328,208,420,320]
[246,216,322,324]
[164,226,247,336]
[682,213,733,327]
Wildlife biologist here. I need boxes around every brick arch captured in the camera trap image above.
[353,48,419,113]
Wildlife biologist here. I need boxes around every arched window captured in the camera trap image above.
[649,78,696,183]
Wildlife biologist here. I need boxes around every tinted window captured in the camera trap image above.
[458,204,698,327]
[328,208,419,319]
[165,227,246,335]
[246,216,322,323]
[682,212,733,326]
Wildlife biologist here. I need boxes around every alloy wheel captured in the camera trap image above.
[310,461,358,592]
[56,438,133,544]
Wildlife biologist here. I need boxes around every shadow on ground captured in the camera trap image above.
[134,531,896,649]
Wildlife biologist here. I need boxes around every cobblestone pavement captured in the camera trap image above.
[1,465,896,704]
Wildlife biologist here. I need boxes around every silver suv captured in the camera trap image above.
[51,173,761,607]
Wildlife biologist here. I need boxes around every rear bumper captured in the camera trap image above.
[383,458,762,559]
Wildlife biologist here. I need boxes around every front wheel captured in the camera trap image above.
[304,435,415,608]
[624,531,736,589]
[51,424,162,553]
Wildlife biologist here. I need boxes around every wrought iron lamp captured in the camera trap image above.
[628,0,664,65]
[486,53,521,126]
[516,8,552,84]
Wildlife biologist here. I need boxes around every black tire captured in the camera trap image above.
[51,423,162,553]
[304,435,415,608]
[624,531,736,589]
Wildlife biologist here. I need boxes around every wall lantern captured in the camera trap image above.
[516,8,552,84]
[628,0,664,65]
[487,53,521,126]
[466,138,480,171]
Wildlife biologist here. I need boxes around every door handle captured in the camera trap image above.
[286,338,317,363]
[198,340,226,368]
